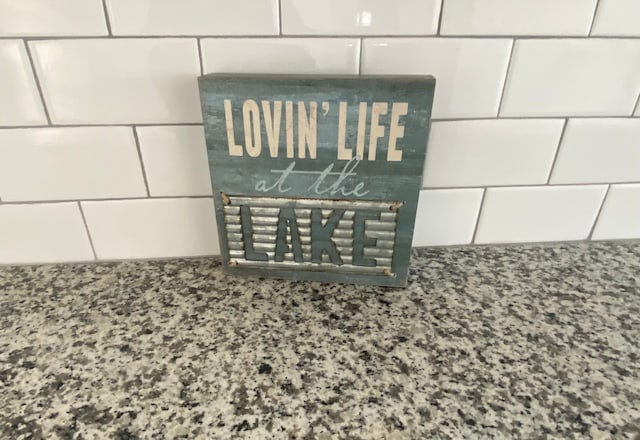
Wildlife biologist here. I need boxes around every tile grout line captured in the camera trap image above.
[2,196,213,206]
[546,118,569,184]
[23,41,52,125]
[632,91,640,116]
[0,122,205,129]
[427,236,640,250]
[587,184,610,240]
[131,127,151,197]
[430,115,633,122]
[197,38,204,76]
[78,201,98,260]
[471,188,487,244]
[4,35,640,41]
[436,0,445,35]
[277,0,283,36]
[0,253,222,267]
[0,181,635,205]
[421,181,628,191]
[3,116,637,131]
[7,238,640,267]
[496,39,516,117]
[588,0,601,36]
[4,238,638,268]
[357,38,363,75]
[101,0,113,36]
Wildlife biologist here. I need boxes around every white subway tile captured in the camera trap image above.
[0,127,146,202]
[591,0,640,37]
[137,126,212,197]
[362,38,512,118]
[105,0,278,36]
[441,0,596,36]
[281,0,440,35]
[0,203,93,264]
[0,0,107,36]
[201,38,359,75]
[412,189,483,246]
[475,186,607,244]
[29,39,201,124]
[592,184,640,240]
[550,119,640,184]
[82,198,219,259]
[424,119,563,187]
[501,39,640,117]
[0,40,46,126]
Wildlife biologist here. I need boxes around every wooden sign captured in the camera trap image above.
[199,74,435,287]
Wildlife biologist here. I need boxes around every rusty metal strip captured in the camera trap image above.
[231,259,389,274]
[229,196,396,211]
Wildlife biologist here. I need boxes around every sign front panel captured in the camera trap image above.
[199,75,435,287]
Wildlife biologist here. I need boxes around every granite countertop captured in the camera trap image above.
[1,242,639,439]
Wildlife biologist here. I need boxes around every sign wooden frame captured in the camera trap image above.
[199,74,435,287]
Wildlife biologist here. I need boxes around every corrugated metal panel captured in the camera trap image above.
[223,195,398,275]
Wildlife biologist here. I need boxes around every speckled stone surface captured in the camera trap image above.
[1,242,639,439]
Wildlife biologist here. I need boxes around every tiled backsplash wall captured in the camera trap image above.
[1,0,639,264]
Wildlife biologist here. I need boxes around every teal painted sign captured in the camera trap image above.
[199,74,435,287]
